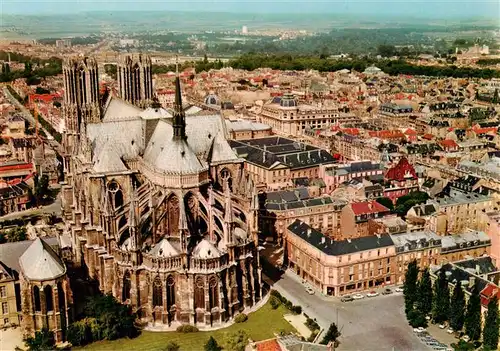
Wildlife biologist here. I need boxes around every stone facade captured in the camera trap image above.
[117,54,154,108]
[60,57,262,328]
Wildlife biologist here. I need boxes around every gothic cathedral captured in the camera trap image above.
[60,55,263,327]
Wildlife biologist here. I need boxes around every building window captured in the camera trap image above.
[2,302,7,314]
[44,286,53,312]
[153,276,163,307]
[3,318,8,324]
[33,286,41,312]
[0,287,6,298]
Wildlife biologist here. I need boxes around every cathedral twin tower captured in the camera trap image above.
[62,54,153,156]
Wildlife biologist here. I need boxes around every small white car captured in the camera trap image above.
[416,327,426,333]
[439,324,446,329]
[367,291,379,297]
[353,293,364,300]
[447,328,454,334]
[395,286,404,293]
[462,335,470,342]
[305,286,315,295]
[425,315,431,320]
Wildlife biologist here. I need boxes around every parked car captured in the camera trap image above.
[382,288,393,295]
[353,293,364,300]
[439,324,446,329]
[447,328,454,334]
[416,327,427,333]
[395,286,404,293]
[305,286,315,295]
[367,291,379,297]
[341,296,354,302]
[462,335,470,342]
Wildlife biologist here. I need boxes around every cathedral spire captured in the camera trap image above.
[172,56,186,140]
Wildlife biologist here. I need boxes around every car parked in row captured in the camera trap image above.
[382,288,393,295]
[352,293,364,300]
[367,291,379,297]
[341,295,354,302]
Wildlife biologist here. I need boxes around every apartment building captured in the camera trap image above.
[286,220,396,296]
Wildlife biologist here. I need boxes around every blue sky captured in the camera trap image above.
[2,0,499,18]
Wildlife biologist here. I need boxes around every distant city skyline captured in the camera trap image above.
[2,0,500,19]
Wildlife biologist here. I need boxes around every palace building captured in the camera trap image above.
[60,56,262,328]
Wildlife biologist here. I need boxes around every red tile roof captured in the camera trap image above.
[351,200,390,215]
[480,284,500,307]
[0,162,33,173]
[385,157,417,181]
[256,339,282,351]
[422,134,434,140]
[439,139,459,150]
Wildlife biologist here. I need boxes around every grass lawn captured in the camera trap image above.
[79,301,295,351]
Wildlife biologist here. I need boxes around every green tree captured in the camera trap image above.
[205,336,222,351]
[7,226,27,242]
[449,282,466,332]
[376,197,394,211]
[320,322,341,345]
[407,309,428,328]
[404,260,419,316]
[224,330,249,351]
[24,328,55,351]
[432,270,450,323]
[417,268,433,316]
[482,296,499,350]
[464,283,482,341]
[34,174,50,205]
[83,294,138,341]
[163,341,180,351]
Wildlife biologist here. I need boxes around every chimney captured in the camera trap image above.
[475,264,480,274]
[347,238,351,243]
[307,228,312,237]
[469,275,476,289]
[321,236,326,244]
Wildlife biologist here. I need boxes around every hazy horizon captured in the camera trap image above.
[2,0,500,20]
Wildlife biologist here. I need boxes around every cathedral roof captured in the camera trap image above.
[87,118,144,165]
[149,238,180,258]
[208,132,241,165]
[102,96,143,122]
[92,142,128,173]
[19,238,66,281]
[143,120,207,175]
[140,107,172,119]
[192,239,221,259]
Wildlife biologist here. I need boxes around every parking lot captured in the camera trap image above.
[274,271,431,350]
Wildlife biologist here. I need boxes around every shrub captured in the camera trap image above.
[163,341,180,351]
[407,309,428,328]
[269,296,281,309]
[176,324,199,333]
[204,336,222,351]
[270,290,282,299]
[234,313,248,323]
[291,305,302,315]
[284,300,293,310]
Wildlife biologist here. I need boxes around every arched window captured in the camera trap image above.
[153,276,163,307]
[166,275,175,309]
[122,271,131,302]
[57,282,65,310]
[33,286,41,312]
[194,277,205,309]
[107,181,124,209]
[208,276,219,310]
[44,286,53,312]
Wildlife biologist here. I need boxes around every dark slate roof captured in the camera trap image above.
[287,220,394,256]
[265,190,340,211]
[230,138,336,170]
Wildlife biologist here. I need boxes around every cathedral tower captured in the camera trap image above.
[62,56,100,157]
[117,54,153,108]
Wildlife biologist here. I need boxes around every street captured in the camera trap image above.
[273,271,429,351]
